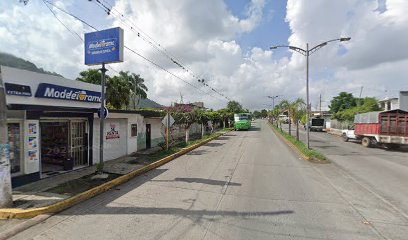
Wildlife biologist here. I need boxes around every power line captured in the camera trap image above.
[92,0,232,102]
[42,0,226,103]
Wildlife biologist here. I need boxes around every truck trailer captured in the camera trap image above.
[343,109,408,149]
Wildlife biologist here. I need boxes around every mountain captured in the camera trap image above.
[0,52,63,77]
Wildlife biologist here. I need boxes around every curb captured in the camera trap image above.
[269,123,311,161]
[0,132,228,220]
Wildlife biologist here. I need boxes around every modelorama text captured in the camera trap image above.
[88,38,116,55]
[35,83,102,103]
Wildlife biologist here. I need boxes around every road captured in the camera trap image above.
[281,123,408,220]
[10,120,406,239]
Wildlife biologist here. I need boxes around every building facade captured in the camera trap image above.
[1,66,164,187]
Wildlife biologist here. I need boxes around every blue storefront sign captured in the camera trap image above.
[35,83,102,103]
[84,27,124,65]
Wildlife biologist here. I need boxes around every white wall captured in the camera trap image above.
[93,112,145,163]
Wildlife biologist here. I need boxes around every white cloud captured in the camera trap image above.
[1,0,407,111]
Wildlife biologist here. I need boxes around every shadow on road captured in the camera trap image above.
[186,149,209,155]
[62,204,294,217]
[152,177,241,186]
[205,142,224,147]
[217,136,231,140]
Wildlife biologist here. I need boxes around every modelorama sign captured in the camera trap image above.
[84,27,124,65]
[35,83,102,103]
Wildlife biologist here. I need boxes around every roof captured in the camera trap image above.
[378,98,399,102]
[129,97,163,109]
[109,109,164,118]
[380,109,408,114]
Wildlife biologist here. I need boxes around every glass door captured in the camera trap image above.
[70,121,88,167]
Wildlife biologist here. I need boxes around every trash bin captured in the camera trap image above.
[64,158,74,171]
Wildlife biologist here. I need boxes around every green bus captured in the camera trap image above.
[234,113,251,130]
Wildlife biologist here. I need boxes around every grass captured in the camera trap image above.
[269,122,328,162]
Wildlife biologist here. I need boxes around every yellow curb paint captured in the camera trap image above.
[0,132,229,219]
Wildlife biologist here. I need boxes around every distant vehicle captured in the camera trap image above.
[342,126,356,142]
[234,113,251,130]
[342,109,408,149]
[310,117,325,132]
[278,114,289,124]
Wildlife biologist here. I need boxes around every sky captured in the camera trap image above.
[1,0,408,111]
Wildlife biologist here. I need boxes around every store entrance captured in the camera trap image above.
[40,122,69,177]
[40,120,88,178]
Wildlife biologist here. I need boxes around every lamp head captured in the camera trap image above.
[340,37,351,42]
[270,46,278,49]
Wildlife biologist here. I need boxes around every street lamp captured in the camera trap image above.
[267,95,279,124]
[270,37,350,149]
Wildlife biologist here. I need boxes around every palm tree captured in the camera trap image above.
[127,72,148,109]
[106,75,131,109]
[280,100,292,136]
[288,98,306,141]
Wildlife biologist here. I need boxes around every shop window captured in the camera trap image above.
[8,123,22,174]
[131,124,138,137]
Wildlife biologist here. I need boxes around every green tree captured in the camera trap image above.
[76,69,106,85]
[260,109,268,118]
[170,106,197,143]
[194,108,210,138]
[217,108,232,128]
[333,97,380,121]
[227,101,244,113]
[329,92,357,113]
[288,98,306,141]
[106,75,131,109]
[253,110,261,119]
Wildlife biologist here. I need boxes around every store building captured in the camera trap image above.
[1,66,103,186]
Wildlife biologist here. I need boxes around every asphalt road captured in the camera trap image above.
[281,123,408,221]
[10,120,407,239]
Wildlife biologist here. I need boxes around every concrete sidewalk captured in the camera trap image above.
[11,147,161,210]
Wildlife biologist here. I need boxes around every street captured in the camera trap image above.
[9,120,407,240]
[281,123,408,219]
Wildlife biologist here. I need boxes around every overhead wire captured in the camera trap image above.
[93,0,232,102]
[42,0,226,103]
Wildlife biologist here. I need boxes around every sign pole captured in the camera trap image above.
[166,112,170,151]
[99,63,107,174]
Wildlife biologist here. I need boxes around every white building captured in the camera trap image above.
[1,66,164,187]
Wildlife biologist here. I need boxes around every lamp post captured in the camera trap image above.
[267,95,279,124]
[271,37,350,149]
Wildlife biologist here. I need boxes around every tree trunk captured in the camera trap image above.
[201,123,204,138]
[296,122,299,141]
[223,119,226,129]
[0,70,13,208]
[288,119,291,136]
[185,127,190,144]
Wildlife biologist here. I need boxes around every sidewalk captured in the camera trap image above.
[11,147,161,210]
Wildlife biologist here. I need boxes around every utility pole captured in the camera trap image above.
[267,95,279,124]
[305,43,310,149]
[358,86,364,106]
[0,66,13,207]
[98,63,107,174]
[319,94,322,117]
